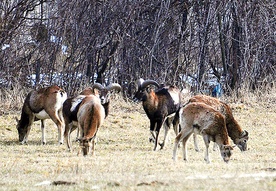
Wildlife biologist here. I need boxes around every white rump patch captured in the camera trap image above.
[168,89,180,105]
[55,91,68,109]
[71,95,86,112]
[35,110,50,119]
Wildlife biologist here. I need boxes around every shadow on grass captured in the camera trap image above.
[0,139,60,146]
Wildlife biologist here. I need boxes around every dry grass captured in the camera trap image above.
[0,91,276,191]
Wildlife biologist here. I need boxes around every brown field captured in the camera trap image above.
[0,92,276,191]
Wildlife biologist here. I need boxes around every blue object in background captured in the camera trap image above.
[212,83,222,97]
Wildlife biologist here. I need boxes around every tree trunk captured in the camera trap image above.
[230,1,242,90]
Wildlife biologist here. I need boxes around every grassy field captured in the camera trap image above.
[0,93,276,191]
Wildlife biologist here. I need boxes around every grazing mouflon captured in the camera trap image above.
[172,102,234,163]
[16,85,67,144]
[189,95,248,151]
[76,94,105,156]
[63,83,121,152]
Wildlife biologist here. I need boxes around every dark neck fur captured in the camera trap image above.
[102,102,110,118]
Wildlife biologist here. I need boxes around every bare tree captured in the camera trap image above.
[0,0,275,98]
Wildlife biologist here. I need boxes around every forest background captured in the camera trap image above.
[0,0,274,103]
